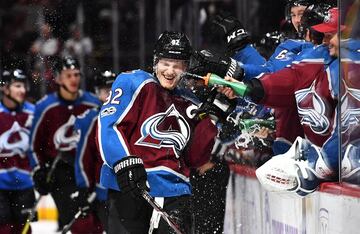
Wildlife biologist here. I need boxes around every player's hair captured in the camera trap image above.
[298,3,333,44]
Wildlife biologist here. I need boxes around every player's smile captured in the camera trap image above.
[155,58,187,90]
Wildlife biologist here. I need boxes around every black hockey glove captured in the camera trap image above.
[32,164,54,195]
[114,156,149,198]
[190,50,244,81]
[194,90,237,123]
[211,12,250,55]
[70,188,95,217]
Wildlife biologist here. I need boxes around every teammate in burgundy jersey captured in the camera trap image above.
[98,31,217,233]
[29,57,100,232]
[191,1,335,156]
[73,70,117,232]
[0,69,35,233]
[216,8,341,196]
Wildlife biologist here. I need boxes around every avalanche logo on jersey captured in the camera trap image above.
[0,121,30,157]
[295,81,330,134]
[341,83,360,133]
[135,104,190,158]
[53,115,80,151]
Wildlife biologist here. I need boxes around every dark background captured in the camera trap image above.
[0,0,288,99]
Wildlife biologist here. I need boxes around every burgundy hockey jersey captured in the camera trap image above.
[98,70,217,197]
[259,59,337,147]
[29,91,100,167]
[0,101,34,190]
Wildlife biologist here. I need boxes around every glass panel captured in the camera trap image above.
[340,0,360,185]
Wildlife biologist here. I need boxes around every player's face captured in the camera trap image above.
[57,69,81,93]
[329,33,339,57]
[323,32,336,46]
[5,81,26,103]
[291,6,306,32]
[155,58,187,90]
[96,87,112,103]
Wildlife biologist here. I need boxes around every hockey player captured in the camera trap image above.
[73,70,117,232]
[205,7,342,196]
[191,1,334,155]
[0,69,35,233]
[97,31,218,233]
[29,56,101,232]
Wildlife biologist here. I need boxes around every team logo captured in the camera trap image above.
[319,208,329,234]
[53,115,80,151]
[0,121,30,157]
[135,104,190,158]
[295,82,330,134]
[101,106,116,117]
[341,84,360,133]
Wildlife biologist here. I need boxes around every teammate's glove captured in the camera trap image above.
[114,156,149,198]
[32,164,54,195]
[211,12,250,55]
[194,91,237,123]
[70,188,94,217]
[190,50,244,81]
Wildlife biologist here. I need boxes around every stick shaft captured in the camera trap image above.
[140,190,184,234]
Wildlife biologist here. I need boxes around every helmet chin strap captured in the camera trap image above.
[60,84,79,97]
[4,92,23,109]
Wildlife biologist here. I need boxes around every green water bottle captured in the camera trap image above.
[204,73,249,97]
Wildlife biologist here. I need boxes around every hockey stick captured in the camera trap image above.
[139,188,184,234]
[61,192,97,234]
[21,155,62,234]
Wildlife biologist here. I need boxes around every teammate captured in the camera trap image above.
[202,7,341,196]
[29,56,101,232]
[0,69,35,233]
[73,70,117,232]
[97,31,218,233]
[192,0,334,155]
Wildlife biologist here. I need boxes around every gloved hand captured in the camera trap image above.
[194,91,237,123]
[190,50,244,81]
[211,12,250,55]
[70,188,95,217]
[114,156,149,198]
[32,164,54,195]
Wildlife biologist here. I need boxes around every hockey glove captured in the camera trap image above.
[190,50,244,81]
[32,164,54,195]
[114,156,149,198]
[211,12,250,55]
[194,90,237,122]
[70,188,95,217]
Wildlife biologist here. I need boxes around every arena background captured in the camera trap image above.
[0,0,287,101]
